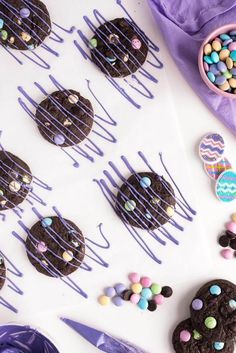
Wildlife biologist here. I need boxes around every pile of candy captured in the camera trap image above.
[218,214,236,260]
[98,272,173,312]
[203,31,236,93]
[198,133,236,202]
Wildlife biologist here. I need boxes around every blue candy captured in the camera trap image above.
[230,68,236,76]
[207,71,215,83]
[211,51,219,63]
[217,61,227,73]
[220,33,231,40]
[209,285,221,296]
[138,298,148,310]
[204,55,213,64]
[215,75,226,86]
[140,177,151,188]
[41,217,53,228]
[141,288,152,300]
[213,342,225,351]
[0,19,4,29]
[230,50,236,61]
[209,64,220,75]
[229,299,236,310]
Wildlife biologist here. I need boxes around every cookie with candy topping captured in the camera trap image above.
[0,0,51,50]
[172,318,234,353]
[36,90,94,147]
[26,216,85,277]
[190,279,236,343]
[0,151,32,210]
[115,172,176,230]
[90,17,148,77]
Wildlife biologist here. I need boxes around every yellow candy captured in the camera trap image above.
[9,180,21,192]
[231,213,236,222]
[131,283,142,294]
[226,57,233,70]
[21,32,31,42]
[229,78,236,88]
[62,250,73,262]
[219,81,230,91]
[166,206,175,217]
[204,43,212,55]
[219,49,230,61]
[234,62,236,67]
[22,174,31,184]
[68,94,79,104]
[212,40,221,52]
[98,295,110,306]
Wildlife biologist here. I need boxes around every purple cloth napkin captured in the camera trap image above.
[148,0,236,134]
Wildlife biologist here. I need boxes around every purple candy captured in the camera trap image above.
[112,296,124,307]
[203,62,209,72]
[230,30,236,36]
[54,134,65,145]
[192,298,203,310]
[217,61,227,73]
[114,283,127,295]
[20,7,30,18]
[223,38,233,46]
[209,64,220,75]
[215,75,227,86]
[231,68,236,76]
[104,287,116,297]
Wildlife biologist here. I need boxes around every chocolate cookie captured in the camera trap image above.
[172,318,234,353]
[190,280,236,343]
[0,151,32,210]
[0,0,51,50]
[90,17,148,77]
[26,216,85,277]
[115,172,176,230]
[35,90,94,147]
[0,256,6,290]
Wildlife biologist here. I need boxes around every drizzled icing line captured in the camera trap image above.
[0,250,24,313]
[17,74,117,168]
[0,134,51,221]
[12,206,110,298]
[93,151,196,264]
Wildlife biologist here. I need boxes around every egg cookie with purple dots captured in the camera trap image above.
[172,318,234,353]
[190,279,236,343]
[0,0,51,50]
[0,151,32,211]
[35,90,94,147]
[115,172,176,230]
[90,17,149,77]
[25,216,85,277]
[0,256,6,290]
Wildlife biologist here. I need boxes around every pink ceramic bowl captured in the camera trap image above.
[198,23,236,99]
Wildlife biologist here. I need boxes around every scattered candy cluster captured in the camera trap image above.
[198,133,236,202]
[218,214,236,260]
[203,31,236,93]
[98,272,173,312]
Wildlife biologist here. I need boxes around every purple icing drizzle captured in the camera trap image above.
[18,74,117,168]
[93,151,196,264]
[12,206,110,298]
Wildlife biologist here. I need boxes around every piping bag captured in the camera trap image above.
[148,0,236,134]
[60,318,149,353]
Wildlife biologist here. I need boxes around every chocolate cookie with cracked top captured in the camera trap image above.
[115,172,176,230]
[35,90,94,147]
[172,318,235,353]
[0,256,6,290]
[26,216,85,277]
[0,0,51,50]
[190,279,236,343]
[90,17,148,77]
[0,151,32,210]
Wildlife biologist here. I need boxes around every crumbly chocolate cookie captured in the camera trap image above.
[172,318,234,353]
[115,172,176,230]
[26,216,85,277]
[0,151,32,210]
[0,0,51,50]
[0,256,6,290]
[90,17,148,77]
[190,279,236,343]
[35,90,94,147]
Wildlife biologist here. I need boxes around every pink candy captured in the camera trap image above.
[128,272,140,283]
[226,221,236,234]
[154,294,164,305]
[140,276,152,288]
[130,293,140,304]
[221,248,234,260]
[229,42,236,51]
[180,330,191,342]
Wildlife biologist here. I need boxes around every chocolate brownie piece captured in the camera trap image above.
[0,0,51,50]
[172,318,234,353]
[26,216,85,277]
[190,280,236,343]
[115,172,176,230]
[0,256,6,290]
[0,151,32,210]
[35,90,94,147]
[90,17,148,77]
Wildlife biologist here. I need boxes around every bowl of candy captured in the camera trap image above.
[199,24,236,98]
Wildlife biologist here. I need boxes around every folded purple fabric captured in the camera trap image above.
[148,0,236,134]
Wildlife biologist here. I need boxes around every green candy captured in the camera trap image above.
[223,70,232,79]
[89,38,97,49]
[204,317,217,329]
[193,330,202,340]
[0,30,8,41]
[124,200,136,212]
[151,283,162,295]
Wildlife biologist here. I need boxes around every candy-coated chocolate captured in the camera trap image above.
[98,295,110,305]
[217,61,227,73]
[204,316,217,329]
[209,285,221,296]
[131,283,142,294]
[204,55,213,64]
[62,250,73,262]
[141,288,152,300]
[114,283,126,295]
[179,330,191,342]
[41,217,52,228]
[219,49,230,61]
[230,50,236,61]
[213,342,225,350]
[151,283,162,295]
[124,200,136,212]
[212,40,221,52]
[211,51,219,63]
[128,272,140,283]
[154,294,164,305]
[231,213,236,222]
[112,296,124,306]
[137,298,148,310]
[130,293,140,304]
[229,299,236,310]
[226,221,236,234]
[104,287,116,297]
[192,298,203,310]
[139,176,151,188]
[229,78,236,88]
[221,248,234,259]
[219,81,230,91]
[226,57,233,69]
[204,43,212,55]
[140,276,152,288]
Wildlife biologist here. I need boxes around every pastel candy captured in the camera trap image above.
[215,75,226,86]
[199,133,225,164]
[0,19,4,29]
[216,170,236,202]
[217,61,227,73]
[207,71,215,82]
[219,49,230,61]
[220,34,231,40]
[212,40,221,51]
[204,43,212,55]
[230,50,236,61]
[211,51,219,63]
[204,158,232,180]
[209,64,220,75]
[204,55,213,64]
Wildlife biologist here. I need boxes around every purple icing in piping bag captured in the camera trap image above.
[61,318,149,353]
